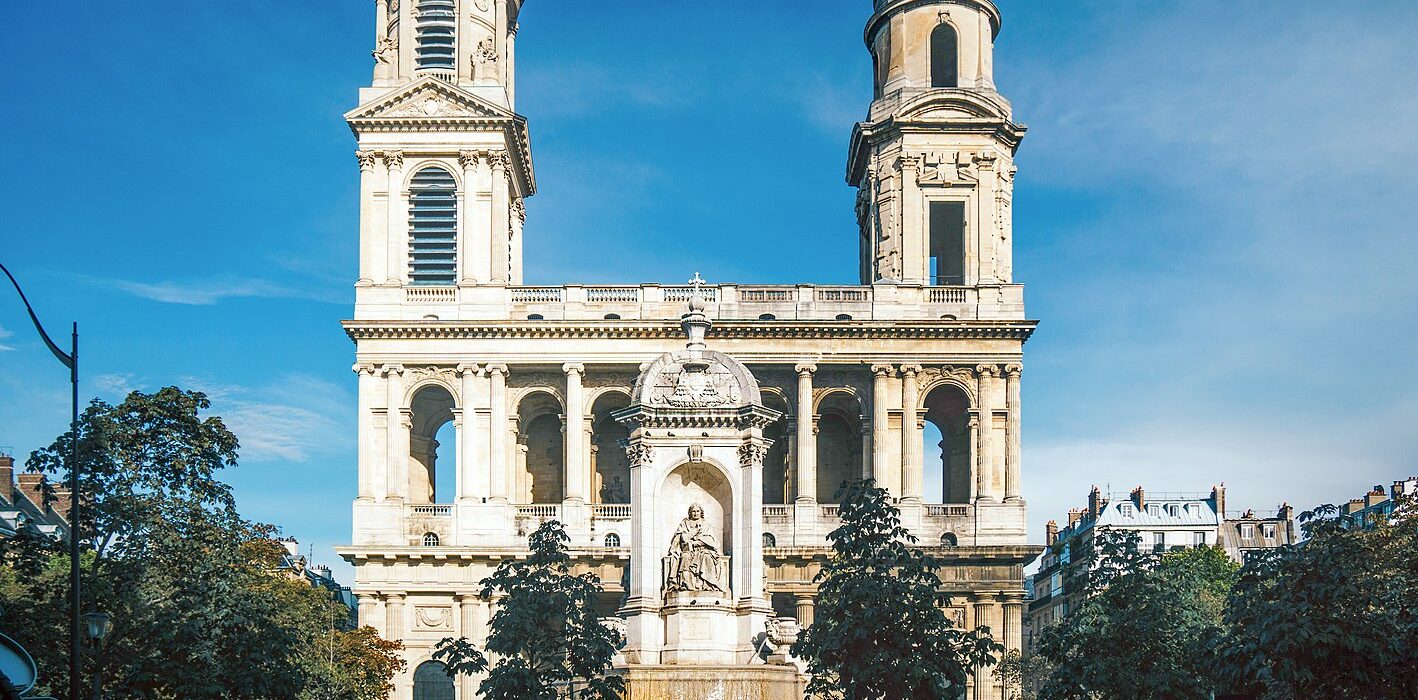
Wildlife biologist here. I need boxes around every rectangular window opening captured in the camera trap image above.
[929,201,966,286]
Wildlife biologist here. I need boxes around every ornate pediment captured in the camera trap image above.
[345,78,514,125]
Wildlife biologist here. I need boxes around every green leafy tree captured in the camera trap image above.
[792,479,1003,700]
[1036,530,1239,700]
[995,649,1054,700]
[1216,495,1418,700]
[300,625,408,700]
[0,387,403,699]
[434,519,624,700]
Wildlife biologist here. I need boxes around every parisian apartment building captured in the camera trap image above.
[0,449,70,542]
[1024,485,1294,654]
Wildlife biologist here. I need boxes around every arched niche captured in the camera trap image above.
[590,390,632,503]
[659,461,734,563]
[516,390,564,504]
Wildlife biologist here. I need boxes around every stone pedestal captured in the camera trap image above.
[624,665,804,700]
[660,592,737,665]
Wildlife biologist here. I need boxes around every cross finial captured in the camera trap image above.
[688,272,706,293]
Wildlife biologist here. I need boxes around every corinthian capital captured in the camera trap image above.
[489,151,511,171]
[356,150,377,171]
[382,150,404,170]
[458,150,482,169]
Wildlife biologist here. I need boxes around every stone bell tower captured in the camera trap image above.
[848,0,1026,289]
[349,0,534,301]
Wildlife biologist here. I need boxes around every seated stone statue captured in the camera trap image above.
[665,504,725,593]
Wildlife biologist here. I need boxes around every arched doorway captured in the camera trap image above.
[412,660,455,700]
[761,390,791,504]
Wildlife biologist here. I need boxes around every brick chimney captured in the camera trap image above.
[1344,498,1364,515]
[1365,485,1386,508]
[1131,486,1145,511]
[1088,486,1103,519]
[1045,520,1059,546]
[16,472,48,511]
[1211,484,1226,518]
[1067,508,1083,527]
[0,453,14,504]
[1278,502,1295,540]
[51,487,73,522]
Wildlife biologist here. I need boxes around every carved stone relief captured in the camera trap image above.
[414,605,454,631]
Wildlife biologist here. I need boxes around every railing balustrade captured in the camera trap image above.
[515,504,561,519]
[409,504,453,516]
[405,286,457,303]
[510,287,565,303]
[592,504,632,520]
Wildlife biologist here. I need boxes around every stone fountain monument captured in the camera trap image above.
[613,276,805,698]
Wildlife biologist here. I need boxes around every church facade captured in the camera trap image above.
[337,0,1037,698]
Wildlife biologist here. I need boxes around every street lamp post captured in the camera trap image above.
[0,261,81,700]
[84,611,110,700]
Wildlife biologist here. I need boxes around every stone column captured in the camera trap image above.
[871,364,894,488]
[794,364,817,503]
[967,415,980,502]
[493,0,508,84]
[458,151,481,284]
[1003,593,1024,654]
[1004,364,1023,501]
[355,364,377,501]
[383,365,408,501]
[372,0,390,84]
[458,364,481,500]
[507,22,518,107]
[487,364,509,502]
[972,593,995,700]
[795,593,815,628]
[489,153,510,284]
[900,155,924,284]
[356,151,377,284]
[356,593,380,631]
[900,364,922,502]
[455,594,480,697]
[975,365,998,501]
[382,151,405,285]
[563,364,587,503]
[385,593,406,642]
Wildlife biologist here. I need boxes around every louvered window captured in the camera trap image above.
[408,167,458,286]
[415,0,457,71]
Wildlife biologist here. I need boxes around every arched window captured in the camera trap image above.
[423,532,440,547]
[940,532,958,547]
[414,0,457,72]
[930,23,959,88]
[408,167,458,286]
[604,533,621,548]
[762,532,777,548]
[413,660,455,700]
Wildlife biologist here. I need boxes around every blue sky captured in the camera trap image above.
[3,1,1416,580]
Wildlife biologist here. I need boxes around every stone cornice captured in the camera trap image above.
[342,319,1038,342]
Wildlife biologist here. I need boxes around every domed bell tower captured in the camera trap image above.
[848,0,1026,289]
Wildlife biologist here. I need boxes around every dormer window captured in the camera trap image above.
[415,0,458,72]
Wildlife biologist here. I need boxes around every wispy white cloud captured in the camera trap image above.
[184,374,351,463]
[0,323,13,351]
[95,276,342,306]
[89,373,138,398]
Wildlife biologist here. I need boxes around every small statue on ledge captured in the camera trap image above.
[665,504,725,594]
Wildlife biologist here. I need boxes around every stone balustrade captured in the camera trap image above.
[356,282,1026,322]
[399,502,976,548]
